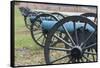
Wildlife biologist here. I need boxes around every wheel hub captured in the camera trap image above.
[71,46,82,58]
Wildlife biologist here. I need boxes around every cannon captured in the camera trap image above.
[43,16,97,64]
[28,11,68,48]
[30,12,97,47]
[19,7,38,29]
[24,12,38,29]
[30,14,59,47]
[19,7,46,29]
[19,7,66,30]
[26,12,65,29]
[41,20,95,32]
[81,13,97,24]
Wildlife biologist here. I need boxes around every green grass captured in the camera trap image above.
[14,6,45,66]
[14,6,42,50]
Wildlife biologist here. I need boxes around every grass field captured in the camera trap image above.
[14,6,45,66]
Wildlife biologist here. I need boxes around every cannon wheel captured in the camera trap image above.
[30,14,58,47]
[24,12,37,29]
[81,13,97,24]
[51,12,65,20]
[44,16,97,64]
[80,13,97,60]
[24,11,45,29]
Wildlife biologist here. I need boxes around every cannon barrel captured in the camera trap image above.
[41,20,95,32]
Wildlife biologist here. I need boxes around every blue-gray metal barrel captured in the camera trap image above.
[41,20,95,32]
